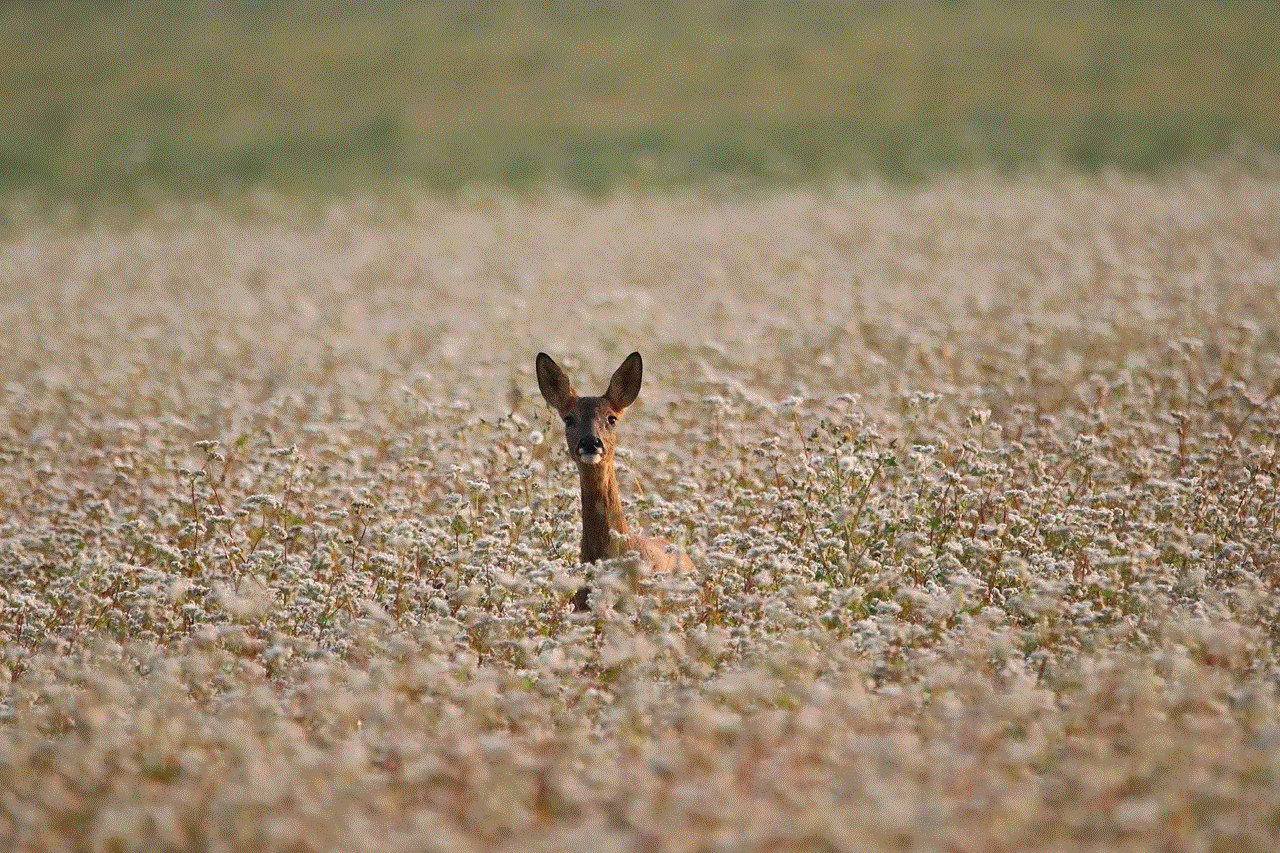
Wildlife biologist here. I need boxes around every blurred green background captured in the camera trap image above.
[3,0,1278,204]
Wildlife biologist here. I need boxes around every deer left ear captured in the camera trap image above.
[605,351,643,411]
[536,352,576,414]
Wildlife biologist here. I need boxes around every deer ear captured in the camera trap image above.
[536,352,576,413]
[605,351,643,411]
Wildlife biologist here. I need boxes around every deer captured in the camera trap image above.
[536,351,692,611]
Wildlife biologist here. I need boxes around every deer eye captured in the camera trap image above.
[563,415,576,427]
[606,415,617,426]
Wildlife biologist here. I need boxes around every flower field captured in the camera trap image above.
[2,164,1279,851]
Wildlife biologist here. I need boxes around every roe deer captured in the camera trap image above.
[536,351,692,611]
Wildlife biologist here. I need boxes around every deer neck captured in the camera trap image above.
[578,458,631,563]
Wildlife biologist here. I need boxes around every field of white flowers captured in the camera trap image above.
[2,164,1279,851]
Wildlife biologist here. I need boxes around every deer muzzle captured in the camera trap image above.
[576,435,605,464]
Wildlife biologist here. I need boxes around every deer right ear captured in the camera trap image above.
[536,352,575,413]
[605,351,643,411]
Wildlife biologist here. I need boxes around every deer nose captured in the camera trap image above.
[576,436,604,457]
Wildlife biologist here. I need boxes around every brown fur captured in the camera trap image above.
[536,351,692,611]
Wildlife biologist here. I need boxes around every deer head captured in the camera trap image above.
[536,351,642,466]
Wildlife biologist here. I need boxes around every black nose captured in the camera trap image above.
[577,436,603,455]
